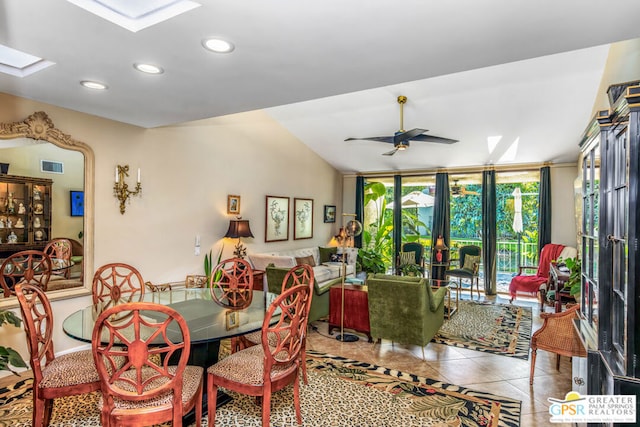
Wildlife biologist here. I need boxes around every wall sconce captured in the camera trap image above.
[113,165,141,214]
[434,235,448,263]
[224,218,254,259]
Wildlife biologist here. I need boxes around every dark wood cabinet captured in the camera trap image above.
[576,82,640,424]
[0,174,52,256]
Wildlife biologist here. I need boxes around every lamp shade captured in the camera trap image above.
[224,219,254,239]
[434,236,448,251]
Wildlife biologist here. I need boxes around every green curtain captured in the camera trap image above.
[393,175,402,273]
[430,172,450,280]
[354,176,364,248]
[481,170,497,295]
[538,166,551,254]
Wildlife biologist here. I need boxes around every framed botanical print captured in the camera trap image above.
[323,205,336,223]
[294,198,313,240]
[265,195,289,242]
[227,194,241,215]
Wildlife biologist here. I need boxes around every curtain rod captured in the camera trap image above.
[344,161,576,178]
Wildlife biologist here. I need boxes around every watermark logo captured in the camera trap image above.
[548,391,636,423]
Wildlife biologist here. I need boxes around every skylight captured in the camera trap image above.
[66,0,201,32]
[0,44,54,78]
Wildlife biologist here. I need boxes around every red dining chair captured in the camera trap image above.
[43,238,73,279]
[91,262,145,309]
[238,264,315,383]
[207,284,312,427]
[15,283,100,427]
[92,302,203,427]
[1,250,52,297]
[209,257,254,309]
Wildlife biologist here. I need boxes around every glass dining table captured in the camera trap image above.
[63,288,277,424]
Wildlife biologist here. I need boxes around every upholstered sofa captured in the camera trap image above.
[367,274,448,352]
[249,246,358,322]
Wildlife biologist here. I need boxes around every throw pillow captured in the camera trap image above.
[399,251,416,266]
[318,246,338,263]
[329,253,344,263]
[295,255,316,267]
[463,254,481,271]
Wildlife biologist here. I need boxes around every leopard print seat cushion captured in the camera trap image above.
[40,349,99,389]
[242,330,285,346]
[98,365,203,410]
[208,344,296,385]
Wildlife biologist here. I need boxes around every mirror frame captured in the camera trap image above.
[0,111,94,307]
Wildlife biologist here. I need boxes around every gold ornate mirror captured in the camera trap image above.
[0,112,94,307]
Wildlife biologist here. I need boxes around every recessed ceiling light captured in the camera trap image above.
[80,80,108,90]
[202,38,235,53]
[134,63,164,74]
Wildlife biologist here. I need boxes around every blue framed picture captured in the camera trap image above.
[70,190,84,217]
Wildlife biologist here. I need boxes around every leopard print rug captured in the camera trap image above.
[0,347,521,426]
[432,300,532,359]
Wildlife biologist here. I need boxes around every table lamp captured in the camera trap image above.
[434,235,448,263]
[224,218,254,259]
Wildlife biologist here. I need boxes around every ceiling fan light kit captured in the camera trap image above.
[345,95,458,156]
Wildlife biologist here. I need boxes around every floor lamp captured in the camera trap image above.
[336,213,362,343]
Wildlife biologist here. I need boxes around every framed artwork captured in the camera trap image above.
[265,195,289,242]
[70,190,84,217]
[294,198,313,240]
[225,310,239,330]
[227,194,241,215]
[323,205,336,223]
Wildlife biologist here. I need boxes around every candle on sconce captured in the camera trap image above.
[115,166,119,183]
[137,168,141,183]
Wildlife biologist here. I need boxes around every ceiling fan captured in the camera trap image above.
[451,180,480,197]
[344,95,458,156]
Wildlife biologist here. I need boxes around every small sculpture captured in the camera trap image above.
[6,192,15,214]
[34,203,44,214]
[33,188,42,200]
[17,203,26,214]
[0,218,4,228]
[7,232,18,244]
[15,218,24,228]
[33,217,41,228]
[6,218,12,228]
[34,230,44,241]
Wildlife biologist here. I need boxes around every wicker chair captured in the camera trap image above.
[529,304,586,384]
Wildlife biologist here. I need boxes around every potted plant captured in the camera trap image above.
[562,256,582,298]
[0,308,27,375]
[400,263,422,276]
[357,248,386,274]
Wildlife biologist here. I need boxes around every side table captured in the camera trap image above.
[252,270,265,291]
[328,283,372,342]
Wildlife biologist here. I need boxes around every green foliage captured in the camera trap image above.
[357,248,386,274]
[561,256,582,297]
[400,263,422,276]
[0,309,27,375]
[362,181,394,266]
[204,244,224,286]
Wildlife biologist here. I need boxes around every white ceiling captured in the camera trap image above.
[2,0,640,174]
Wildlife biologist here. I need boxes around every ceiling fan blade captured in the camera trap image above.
[409,134,458,144]
[393,128,427,144]
[382,148,398,156]
[345,136,394,144]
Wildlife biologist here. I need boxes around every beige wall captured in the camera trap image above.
[0,92,344,372]
[592,38,640,114]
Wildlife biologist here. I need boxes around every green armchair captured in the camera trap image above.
[366,274,447,358]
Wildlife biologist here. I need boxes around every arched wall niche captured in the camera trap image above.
[0,111,94,308]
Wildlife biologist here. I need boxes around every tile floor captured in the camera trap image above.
[307,292,574,427]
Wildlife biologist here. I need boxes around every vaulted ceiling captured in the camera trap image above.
[2,1,640,173]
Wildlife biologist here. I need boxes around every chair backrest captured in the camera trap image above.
[1,250,52,297]
[400,242,425,266]
[43,238,72,263]
[15,283,55,383]
[458,245,481,270]
[210,257,254,309]
[91,263,145,308]
[537,243,567,278]
[262,284,311,375]
[281,264,314,293]
[92,302,190,405]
